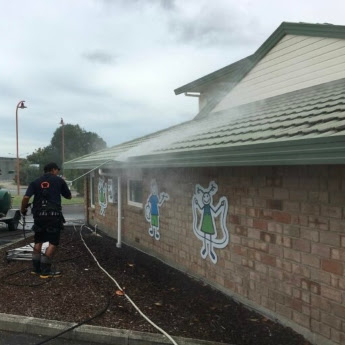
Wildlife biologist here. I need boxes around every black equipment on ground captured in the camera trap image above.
[0,189,21,231]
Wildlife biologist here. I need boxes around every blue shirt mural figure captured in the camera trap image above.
[192,181,229,264]
[145,179,169,241]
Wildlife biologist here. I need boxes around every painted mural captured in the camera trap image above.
[98,176,108,216]
[192,181,229,264]
[145,179,169,240]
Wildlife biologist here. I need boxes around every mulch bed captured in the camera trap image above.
[0,226,311,345]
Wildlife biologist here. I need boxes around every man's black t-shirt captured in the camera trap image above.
[25,173,71,215]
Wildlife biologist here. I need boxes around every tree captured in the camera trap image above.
[26,124,107,195]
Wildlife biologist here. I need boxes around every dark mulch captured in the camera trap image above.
[0,226,311,345]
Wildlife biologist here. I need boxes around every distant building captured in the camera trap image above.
[0,157,16,181]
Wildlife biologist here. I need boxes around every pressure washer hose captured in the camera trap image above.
[79,224,179,345]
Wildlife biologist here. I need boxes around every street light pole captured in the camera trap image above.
[15,100,27,196]
[60,118,65,176]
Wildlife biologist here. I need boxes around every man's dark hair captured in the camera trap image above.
[44,162,60,173]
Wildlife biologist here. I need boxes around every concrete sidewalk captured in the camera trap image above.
[0,313,232,345]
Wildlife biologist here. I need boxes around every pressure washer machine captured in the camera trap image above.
[0,188,21,231]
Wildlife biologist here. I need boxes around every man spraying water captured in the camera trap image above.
[21,162,72,278]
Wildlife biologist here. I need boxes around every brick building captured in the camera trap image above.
[0,157,16,181]
[65,22,345,345]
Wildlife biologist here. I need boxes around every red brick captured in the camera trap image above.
[311,295,331,313]
[269,290,285,304]
[329,219,345,232]
[253,218,268,230]
[267,221,283,233]
[273,187,288,199]
[260,231,276,244]
[267,199,283,210]
[311,243,330,258]
[290,189,308,201]
[247,228,261,240]
[292,238,311,253]
[258,253,276,267]
[331,329,345,344]
[311,320,331,339]
[331,248,345,261]
[320,232,340,247]
[276,303,292,319]
[300,228,319,242]
[321,312,342,330]
[310,268,331,285]
[269,244,282,257]
[292,311,310,328]
[283,200,300,213]
[234,226,248,236]
[283,248,301,263]
[230,215,240,224]
[301,253,320,268]
[322,259,344,276]
[261,295,275,311]
[308,191,329,203]
[259,187,273,198]
[329,191,345,204]
[232,244,247,256]
[308,216,328,230]
[291,214,309,226]
[301,202,320,216]
[272,210,291,224]
[320,205,342,219]
[332,303,345,319]
[320,285,342,303]
[283,225,300,237]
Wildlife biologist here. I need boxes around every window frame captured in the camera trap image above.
[127,179,143,208]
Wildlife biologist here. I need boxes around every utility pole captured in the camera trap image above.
[60,118,65,177]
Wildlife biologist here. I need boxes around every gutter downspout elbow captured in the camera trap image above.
[116,176,122,248]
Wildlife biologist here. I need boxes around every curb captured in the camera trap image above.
[0,313,232,345]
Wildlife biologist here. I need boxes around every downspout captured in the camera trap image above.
[116,176,122,248]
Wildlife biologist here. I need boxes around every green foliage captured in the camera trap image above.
[24,124,107,195]
[19,160,40,185]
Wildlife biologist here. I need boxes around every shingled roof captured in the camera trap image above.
[64,77,345,169]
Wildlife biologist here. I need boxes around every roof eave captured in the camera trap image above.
[123,135,345,168]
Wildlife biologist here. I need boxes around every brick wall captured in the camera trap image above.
[87,165,345,345]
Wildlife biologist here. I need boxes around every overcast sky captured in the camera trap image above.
[1,0,344,158]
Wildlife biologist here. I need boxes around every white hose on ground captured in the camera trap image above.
[77,224,179,345]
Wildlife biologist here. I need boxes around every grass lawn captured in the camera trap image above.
[11,195,84,207]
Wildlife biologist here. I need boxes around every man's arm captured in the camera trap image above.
[21,196,30,215]
[61,180,72,199]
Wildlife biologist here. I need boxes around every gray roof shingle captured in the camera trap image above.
[65,78,345,169]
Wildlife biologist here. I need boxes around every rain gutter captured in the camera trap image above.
[124,135,345,168]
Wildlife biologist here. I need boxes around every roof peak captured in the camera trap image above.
[175,21,345,96]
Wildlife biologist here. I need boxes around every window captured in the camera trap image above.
[127,179,143,207]
[90,173,95,208]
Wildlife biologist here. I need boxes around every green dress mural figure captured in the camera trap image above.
[192,181,229,264]
[145,179,169,241]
